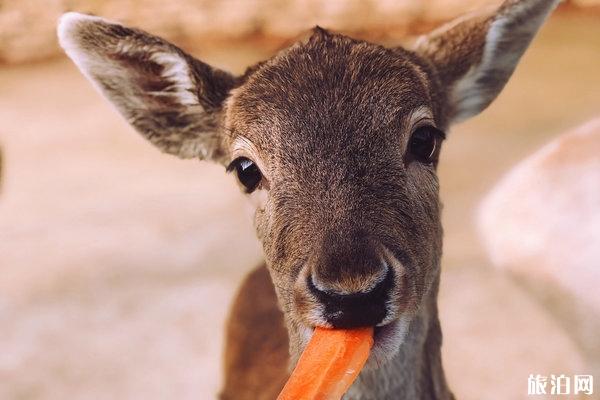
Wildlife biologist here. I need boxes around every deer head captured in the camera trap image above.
[58,0,559,372]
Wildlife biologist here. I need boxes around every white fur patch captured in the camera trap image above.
[149,52,199,106]
[407,105,434,129]
[365,315,411,370]
[379,246,405,326]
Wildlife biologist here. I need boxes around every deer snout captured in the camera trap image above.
[307,265,393,329]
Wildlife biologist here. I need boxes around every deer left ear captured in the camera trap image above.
[414,0,561,124]
[58,12,236,163]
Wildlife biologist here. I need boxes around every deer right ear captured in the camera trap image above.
[414,0,560,125]
[58,13,236,163]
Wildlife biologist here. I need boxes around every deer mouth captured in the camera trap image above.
[298,316,411,370]
[365,316,411,369]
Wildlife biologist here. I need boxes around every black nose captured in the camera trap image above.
[307,267,394,329]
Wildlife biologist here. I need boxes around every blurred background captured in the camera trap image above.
[1,0,599,399]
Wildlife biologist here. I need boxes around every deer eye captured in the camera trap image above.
[407,125,444,165]
[227,157,263,193]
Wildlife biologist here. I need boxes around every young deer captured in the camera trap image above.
[58,1,559,398]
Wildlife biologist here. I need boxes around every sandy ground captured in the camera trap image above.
[1,12,599,400]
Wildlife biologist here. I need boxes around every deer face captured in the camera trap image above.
[58,0,559,368]
[224,32,445,363]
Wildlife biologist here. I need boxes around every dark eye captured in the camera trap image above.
[407,126,444,165]
[227,157,263,193]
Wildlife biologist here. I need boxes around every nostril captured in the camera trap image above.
[307,267,394,329]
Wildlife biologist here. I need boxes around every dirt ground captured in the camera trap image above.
[1,12,599,400]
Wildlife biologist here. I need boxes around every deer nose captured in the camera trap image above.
[307,265,393,329]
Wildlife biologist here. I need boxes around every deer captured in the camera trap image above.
[57,0,560,398]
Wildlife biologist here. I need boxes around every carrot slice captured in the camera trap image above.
[277,326,374,400]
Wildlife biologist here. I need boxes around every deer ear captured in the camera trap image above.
[414,0,560,124]
[57,12,236,163]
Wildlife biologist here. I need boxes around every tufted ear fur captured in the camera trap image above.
[414,0,561,124]
[58,12,236,163]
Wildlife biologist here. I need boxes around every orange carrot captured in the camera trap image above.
[277,326,374,400]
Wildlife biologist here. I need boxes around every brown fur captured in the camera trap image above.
[221,264,289,400]
[58,1,560,398]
